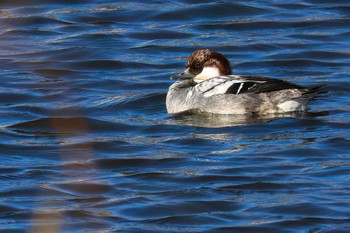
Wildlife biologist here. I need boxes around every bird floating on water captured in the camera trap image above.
[166,49,324,115]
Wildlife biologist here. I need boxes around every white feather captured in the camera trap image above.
[194,66,221,82]
[236,83,244,94]
[278,100,305,112]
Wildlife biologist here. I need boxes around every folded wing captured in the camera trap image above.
[195,75,304,97]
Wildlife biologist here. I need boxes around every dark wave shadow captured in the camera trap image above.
[6,117,138,136]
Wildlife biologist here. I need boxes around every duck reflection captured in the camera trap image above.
[167,111,328,128]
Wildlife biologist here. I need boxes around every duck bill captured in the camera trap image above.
[171,67,194,80]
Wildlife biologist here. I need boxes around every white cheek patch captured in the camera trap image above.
[194,66,221,82]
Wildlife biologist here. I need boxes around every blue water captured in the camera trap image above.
[1,1,350,232]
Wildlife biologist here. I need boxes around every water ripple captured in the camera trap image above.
[0,0,349,232]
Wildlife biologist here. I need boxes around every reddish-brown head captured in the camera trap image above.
[185,49,232,76]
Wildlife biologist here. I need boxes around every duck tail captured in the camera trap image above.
[301,84,327,99]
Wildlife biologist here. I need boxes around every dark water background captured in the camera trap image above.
[1,1,350,232]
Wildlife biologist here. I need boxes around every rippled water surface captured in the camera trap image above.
[1,1,350,232]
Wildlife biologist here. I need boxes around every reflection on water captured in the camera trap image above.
[1,0,350,232]
[167,111,329,128]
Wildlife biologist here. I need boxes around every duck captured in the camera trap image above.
[166,49,324,115]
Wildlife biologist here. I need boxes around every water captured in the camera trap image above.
[1,1,350,232]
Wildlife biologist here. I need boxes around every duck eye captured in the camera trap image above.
[194,62,202,68]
